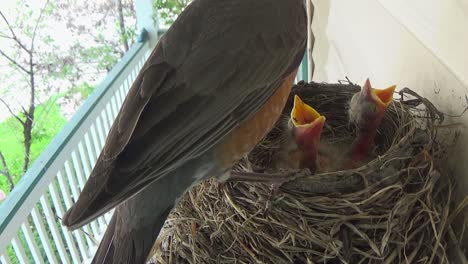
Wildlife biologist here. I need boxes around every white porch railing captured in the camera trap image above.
[0,27,309,264]
[0,30,153,264]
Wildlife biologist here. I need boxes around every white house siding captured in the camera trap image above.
[311,0,468,248]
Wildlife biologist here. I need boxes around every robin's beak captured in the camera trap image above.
[362,78,396,110]
[290,95,326,159]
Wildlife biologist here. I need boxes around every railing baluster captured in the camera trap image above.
[11,235,29,264]
[20,222,44,264]
[112,88,121,108]
[0,253,12,264]
[82,134,108,231]
[107,209,114,220]
[125,72,132,91]
[105,102,115,128]
[84,133,97,167]
[130,64,138,81]
[138,57,144,70]
[56,170,89,260]
[114,93,122,109]
[95,117,106,149]
[30,207,58,264]
[137,58,142,69]
[123,76,131,94]
[132,65,138,81]
[107,98,117,119]
[122,79,129,98]
[48,182,81,264]
[87,125,109,233]
[141,60,146,73]
[89,125,102,158]
[110,95,120,119]
[77,142,93,181]
[75,144,106,235]
[39,195,69,264]
[100,110,111,136]
[64,160,95,249]
[71,150,100,237]
[88,127,110,231]
[118,84,126,105]
[114,86,123,107]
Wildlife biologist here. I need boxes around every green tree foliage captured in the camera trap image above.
[154,0,192,25]
[0,99,66,185]
[0,0,138,262]
[0,0,137,196]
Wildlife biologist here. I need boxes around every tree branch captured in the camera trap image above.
[20,105,28,115]
[0,11,15,36]
[30,0,50,52]
[0,33,13,40]
[0,151,14,190]
[116,0,129,52]
[0,11,31,54]
[0,49,31,74]
[0,97,25,126]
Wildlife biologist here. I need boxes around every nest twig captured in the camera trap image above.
[150,81,466,264]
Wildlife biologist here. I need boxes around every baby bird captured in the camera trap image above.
[276,95,326,173]
[347,79,396,166]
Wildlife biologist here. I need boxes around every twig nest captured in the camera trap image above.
[151,81,460,264]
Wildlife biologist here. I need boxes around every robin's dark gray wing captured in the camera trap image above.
[63,0,306,228]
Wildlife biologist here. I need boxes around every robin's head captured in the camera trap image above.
[289,95,326,170]
[349,78,396,130]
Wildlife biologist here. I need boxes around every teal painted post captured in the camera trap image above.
[135,0,159,48]
[301,53,309,82]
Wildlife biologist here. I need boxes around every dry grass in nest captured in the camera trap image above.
[150,81,466,264]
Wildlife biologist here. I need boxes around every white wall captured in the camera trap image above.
[311,0,468,244]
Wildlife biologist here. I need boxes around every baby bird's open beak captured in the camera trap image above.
[290,95,326,171]
[362,78,396,111]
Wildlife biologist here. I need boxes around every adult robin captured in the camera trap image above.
[62,0,307,263]
[347,79,396,165]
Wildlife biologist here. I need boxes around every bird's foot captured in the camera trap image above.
[264,170,302,214]
[265,179,287,214]
[268,169,294,195]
